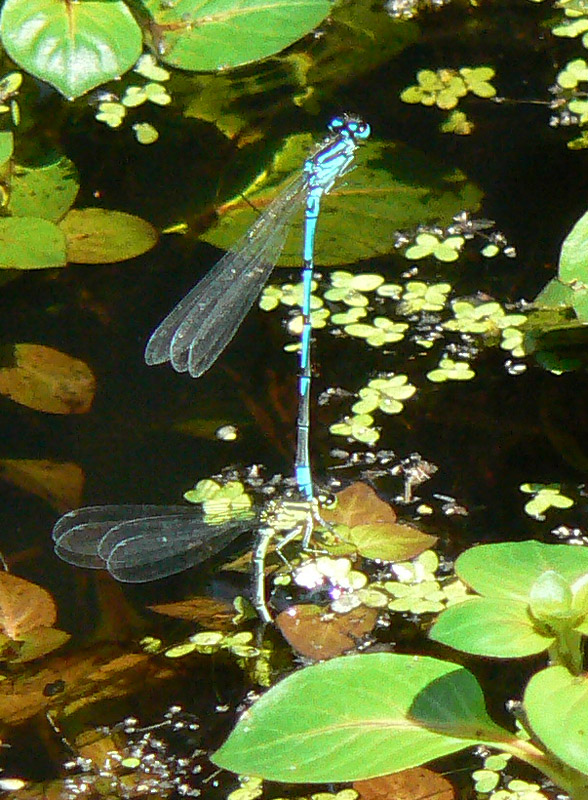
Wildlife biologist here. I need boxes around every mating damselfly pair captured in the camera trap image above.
[52,491,326,623]
[52,115,370,621]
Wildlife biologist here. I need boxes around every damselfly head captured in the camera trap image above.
[328,114,371,141]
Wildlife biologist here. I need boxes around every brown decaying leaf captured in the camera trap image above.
[149,596,236,630]
[0,572,56,639]
[0,344,95,414]
[276,603,379,660]
[0,458,84,513]
[323,482,438,562]
[354,766,455,800]
[322,483,398,527]
[0,646,176,726]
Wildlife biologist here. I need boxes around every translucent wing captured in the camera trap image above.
[145,176,306,378]
[53,504,253,582]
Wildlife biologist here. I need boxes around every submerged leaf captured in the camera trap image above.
[0,459,84,512]
[0,344,95,414]
[0,573,56,639]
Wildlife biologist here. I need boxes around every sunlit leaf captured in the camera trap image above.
[348,522,437,563]
[0,0,142,99]
[7,156,79,221]
[0,458,84,512]
[212,653,508,782]
[0,344,95,414]
[524,666,588,774]
[59,208,158,263]
[0,217,66,268]
[559,208,588,285]
[144,0,330,72]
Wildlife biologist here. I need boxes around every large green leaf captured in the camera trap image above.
[212,653,509,783]
[144,0,330,72]
[0,0,142,99]
[0,217,66,268]
[429,597,554,658]
[203,136,482,267]
[559,208,588,285]
[8,156,79,221]
[454,542,588,603]
[524,666,588,773]
[0,132,13,169]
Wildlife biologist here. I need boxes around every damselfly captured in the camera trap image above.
[52,498,323,622]
[145,115,370,500]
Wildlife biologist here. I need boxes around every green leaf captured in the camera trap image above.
[0,217,66,268]
[429,597,554,658]
[559,208,588,285]
[7,156,79,221]
[212,653,507,782]
[0,0,142,99]
[572,285,588,321]
[143,0,330,72]
[534,277,576,308]
[204,137,482,268]
[454,541,588,603]
[58,208,158,264]
[524,666,588,772]
[0,131,13,169]
[347,522,436,562]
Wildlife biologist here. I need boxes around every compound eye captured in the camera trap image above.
[318,491,337,508]
[356,121,371,139]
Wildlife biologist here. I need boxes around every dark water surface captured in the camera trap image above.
[2,0,588,794]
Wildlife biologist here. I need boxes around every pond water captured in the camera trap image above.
[1,0,588,796]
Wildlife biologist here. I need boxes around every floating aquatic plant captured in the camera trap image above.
[520,483,574,520]
[426,356,475,382]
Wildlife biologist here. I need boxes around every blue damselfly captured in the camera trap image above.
[145,115,370,500]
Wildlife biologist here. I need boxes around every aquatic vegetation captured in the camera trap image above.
[520,483,575,520]
[214,542,588,796]
[426,356,476,382]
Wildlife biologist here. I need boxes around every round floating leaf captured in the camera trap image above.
[212,653,507,783]
[204,137,482,268]
[133,122,159,145]
[524,666,588,773]
[144,0,330,72]
[7,156,79,221]
[0,217,66,268]
[0,0,143,99]
[59,208,158,263]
